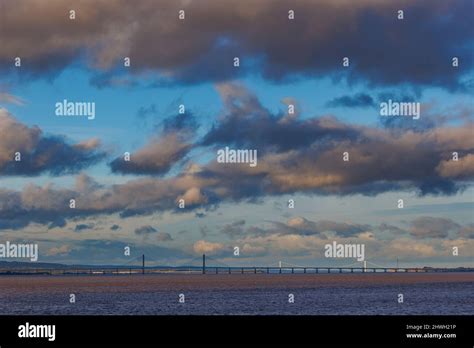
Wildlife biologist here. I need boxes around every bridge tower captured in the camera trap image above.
[202,254,206,274]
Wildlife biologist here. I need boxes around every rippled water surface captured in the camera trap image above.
[0,273,472,315]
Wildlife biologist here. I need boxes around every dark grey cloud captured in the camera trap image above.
[0,217,29,230]
[221,217,369,239]
[220,220,246,238]
[326,93,375,108]
[325,91,419,109]
[459,224,474,239]
[200,84,359,153]
[378,223,407,236]
[325,90,433,132]
[48,217,67,230]
[325,91,437,133]
[409,217,461,239]
[0,109,106,176]
[161,112,199,133]
[110,224,121,231]
[1,0,472,90]
[379,115,436,133]
[156,232,173,242]
[134,225,158,236]
[74,223,95,232]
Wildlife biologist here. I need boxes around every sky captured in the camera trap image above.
[0,0,473,268]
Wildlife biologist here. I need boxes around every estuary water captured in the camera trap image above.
[0,273,472,315]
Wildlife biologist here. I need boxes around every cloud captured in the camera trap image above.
[1,0,472,90]
[201,83,359,153]
[326,91,441,133]
[0,170,214,229]
[284,217,370,237]
[45,245,72,256]
[379,114,437,133]
[109,132,192,176]
[231,225,464,260]
[197,84,474,198]
[0,85,473,229]
[134,227,173,243]
[0,92,26,106]
[110,110,199,176]
[199,226,210,237]
[384,238,438,258]
[241,243,267,256]
[220,216,369,239]
[409,217,460,239]
[235,233,327,257]
[161,112,199,133]
[325,91,420,110]
[326,93,375,108]
[176,187,208,207]
[440,239,474,257]
[0,181,76,230]
[110,224,121,231]
[436,154,474,179]
[41,239,190,264]
[157,232,173,242]
[458,224,474,239]
[222,216,474,254]
[214,215,474,260]
[74,223,95,232]
[48,217,67,230]
[134,225,158,235]
[193,240,225,255]
[0,109,106,176]
[377,223,407,236]
[220,220,246,238]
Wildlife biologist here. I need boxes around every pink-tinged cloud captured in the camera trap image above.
[193,240,225,255]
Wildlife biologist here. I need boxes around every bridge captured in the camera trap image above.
[1,254,473,276]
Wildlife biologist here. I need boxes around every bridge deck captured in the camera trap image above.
[1,266,473,276]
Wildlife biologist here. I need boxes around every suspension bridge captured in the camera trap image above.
[1,254,473,275]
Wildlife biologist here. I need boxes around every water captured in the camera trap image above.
[0,273,472,315]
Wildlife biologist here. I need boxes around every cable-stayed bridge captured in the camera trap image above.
[1,254,473,275]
